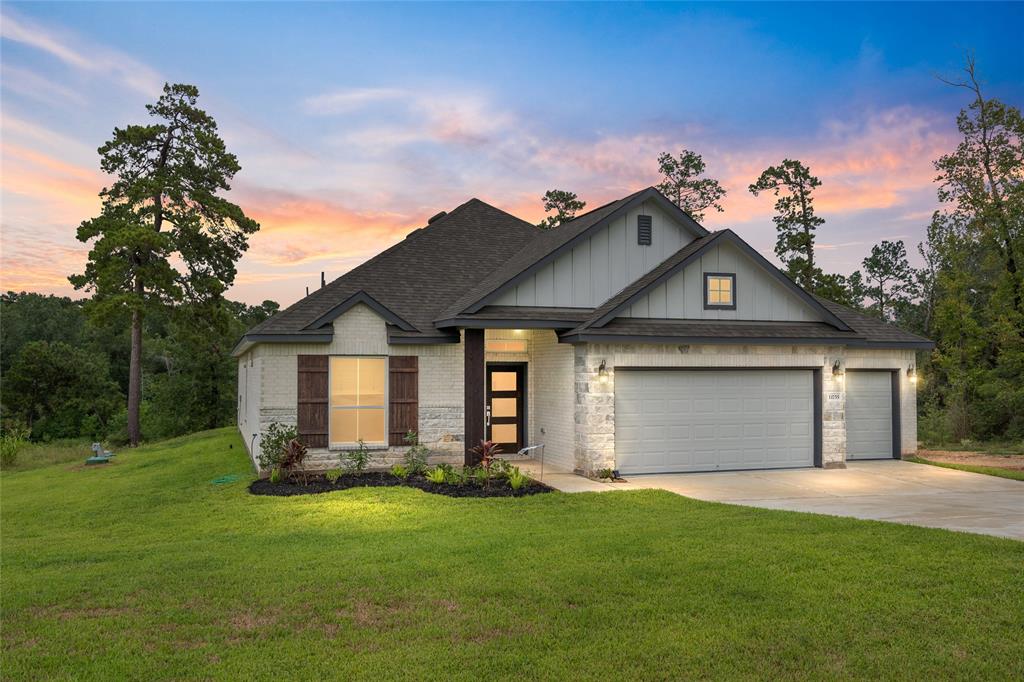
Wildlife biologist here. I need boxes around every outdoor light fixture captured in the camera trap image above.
[831,359,845,377]
[908,365,918,384]
[598,360,609,384]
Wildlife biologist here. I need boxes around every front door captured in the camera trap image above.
[486,364,525,456]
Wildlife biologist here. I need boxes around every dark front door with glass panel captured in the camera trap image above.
[486,364,525,455]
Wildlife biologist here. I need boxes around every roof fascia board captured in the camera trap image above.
[231,332,334,357]
[462,188,706,315]
[559,332,933,349]
[386,333,461,345]
[434,317,585,329]
[304,290,416,331]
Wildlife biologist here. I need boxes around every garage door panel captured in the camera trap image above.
[615,369,814,474]
[847,371,893,460]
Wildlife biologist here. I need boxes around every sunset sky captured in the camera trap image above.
[2,2,1022,307]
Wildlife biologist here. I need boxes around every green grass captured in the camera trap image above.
[2,429,1022,680]
[908,456,1024,481]
[1,439,94,473]
[919,440,1024,456]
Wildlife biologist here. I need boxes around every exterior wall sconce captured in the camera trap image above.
[908,365,917,384]
[831,359,845,377]
[598,360,609,384]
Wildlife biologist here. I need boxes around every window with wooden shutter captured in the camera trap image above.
[297,355,328,448]
[388,356,418,446]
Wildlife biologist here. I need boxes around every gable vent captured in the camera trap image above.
[637,215,652,245]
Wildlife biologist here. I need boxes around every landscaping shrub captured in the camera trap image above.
[391,464,409,479]
[470,439,502,468]
[424,467,447,484]
[342,440,372,473]
[508,466,530,490]
[325,469,342,483]
[258,422,298,470]
[403,431,430,474]
[278,439,309,483]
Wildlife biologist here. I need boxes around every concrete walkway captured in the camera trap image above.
[531,460,1024,540]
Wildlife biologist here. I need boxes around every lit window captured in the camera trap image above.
[485,339,528,352]
[330,357,386,445]
[704,273,736,309]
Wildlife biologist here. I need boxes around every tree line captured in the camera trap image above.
[537,56,1022,442]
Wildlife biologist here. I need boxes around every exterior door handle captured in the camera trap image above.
[485,406,491,427]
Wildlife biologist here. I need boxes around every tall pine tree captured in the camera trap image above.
[70,84,259,446]
[748,159,824,290]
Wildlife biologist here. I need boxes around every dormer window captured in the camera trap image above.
[704,273,736,310]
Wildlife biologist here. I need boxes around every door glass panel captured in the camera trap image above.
[491,397,517,417]
[491,423,517,444]
[491,371,517,391]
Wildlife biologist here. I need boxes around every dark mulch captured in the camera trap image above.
[249,471,554,498]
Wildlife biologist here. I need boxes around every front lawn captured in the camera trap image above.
[2,429,1022,679]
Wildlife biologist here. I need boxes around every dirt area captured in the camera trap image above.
[916,449,1024,471]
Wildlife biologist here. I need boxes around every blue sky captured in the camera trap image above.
[2,2,1021,305]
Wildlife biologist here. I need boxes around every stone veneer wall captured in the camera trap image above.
[572,342,918,476]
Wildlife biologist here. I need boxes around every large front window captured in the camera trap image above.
[330,357,386,446]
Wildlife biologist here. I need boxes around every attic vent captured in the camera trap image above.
[637,215,652,245]
[428,211,447,224]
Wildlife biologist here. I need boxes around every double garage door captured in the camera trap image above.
[615,368,897,474]
[615,369,814,474]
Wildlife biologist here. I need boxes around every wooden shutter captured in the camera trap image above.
[297,355,329,448]
[389,356,418,446]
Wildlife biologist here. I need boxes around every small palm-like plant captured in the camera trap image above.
[508,467,530,491]
[279,438,309,483]
[470,439,502,468]
[424,467,447,484]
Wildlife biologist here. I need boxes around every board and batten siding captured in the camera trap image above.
[624,240,821,322]
[492,201,699,308]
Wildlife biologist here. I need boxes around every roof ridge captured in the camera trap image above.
[558,186,652,227]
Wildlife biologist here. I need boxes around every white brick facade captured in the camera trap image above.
[237,305,918,477]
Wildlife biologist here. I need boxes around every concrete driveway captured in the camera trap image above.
[605,461,1024,540]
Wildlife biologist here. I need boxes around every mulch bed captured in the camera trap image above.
[249,471,554,498]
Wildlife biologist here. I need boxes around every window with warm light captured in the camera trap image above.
[704,273,736,310]
[329,357,386,446]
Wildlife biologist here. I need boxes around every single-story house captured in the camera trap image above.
[234,187,933,476]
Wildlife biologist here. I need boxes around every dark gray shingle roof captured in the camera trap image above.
[244,198,539,341]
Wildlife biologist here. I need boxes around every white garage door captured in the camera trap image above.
[846,371,893,460]
[614,369,814,474]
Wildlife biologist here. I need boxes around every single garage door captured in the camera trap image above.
[846,371,894,460]
[615,369,814,474]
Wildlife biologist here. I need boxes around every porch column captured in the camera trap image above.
[464,328,485,465]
